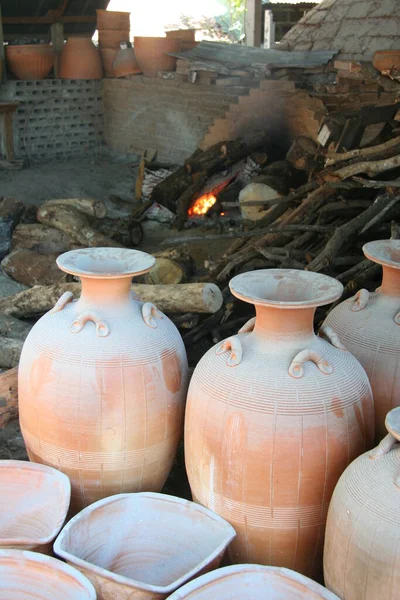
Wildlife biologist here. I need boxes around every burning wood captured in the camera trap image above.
[188,193,217,216]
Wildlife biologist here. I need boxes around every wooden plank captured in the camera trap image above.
[2,15,96,25]
[245,0,262,47]
[50,22,64,78]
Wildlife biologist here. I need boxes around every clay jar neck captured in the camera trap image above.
[380,265,400,297]
[77,276,133,313]
[253,304,316,343]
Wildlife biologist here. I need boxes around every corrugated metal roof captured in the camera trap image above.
[1,0,110,39]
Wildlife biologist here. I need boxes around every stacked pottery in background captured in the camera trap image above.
[185,269,374,581]
[96,9,130,77]
[166,29,198,51]
[59,38,102,79]
[324,406,400,600]
[324,240,400,441]
[113,42,141,78]
[18,248,188,514]
[6,42,54,80]
[134,36,181,78]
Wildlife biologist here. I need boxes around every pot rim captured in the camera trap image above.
[0,549,96,598]
[53,491,236,595]
[57,247,155,279]
[165,564,340,599]
[0,460,71,547]
[229,269,343,309]
[363,239,400,270]
[385,406,400,440]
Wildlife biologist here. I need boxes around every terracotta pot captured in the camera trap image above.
[96,9,130,31]
[134,37,181,77]
[98,29,130,50]
[0,549,96,599]
[19,248,188,513]
[113,47,141,77]
[6,44,54,80]
[167,564,340,600]
[0,460,70,554]
[185,269,374,580]
[324,406,400,600]
[54,492,235,599]
[181,41,199,51]
[324,240,400,441]
[166,29,196,41]
[59,37,102,80]
[99,48,117,77]
[373,50,400,73]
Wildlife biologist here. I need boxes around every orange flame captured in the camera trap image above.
[188,193,217,216]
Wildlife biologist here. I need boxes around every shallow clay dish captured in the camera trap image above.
[0,549,96,599]
[166,564,340,599]
[54,492,236,599]
[0,460,70,553]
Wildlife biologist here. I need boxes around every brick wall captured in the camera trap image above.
[0,79,104,162]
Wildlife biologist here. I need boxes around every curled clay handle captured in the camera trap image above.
[394,310,400,325]
[319,325,347,351]
[142,302,162,329]
[350,289,369,312]
[70,311,110,337]
[49,291,74,314]
[239,317,256,333]
[289,349,333,379]
[216,336,243,367]
[370,433,400,488]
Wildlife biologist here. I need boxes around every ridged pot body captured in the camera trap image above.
[19,249,188,514]
[185,270,374,580]
[134,37,181,77]
[324,241,400,441]
[59,38,102,79]
[324,408,400,600]
[6,44,54,80]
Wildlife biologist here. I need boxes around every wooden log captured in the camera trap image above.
[43,198,107,218]
[0,282,224,318]
[151,166,192,213]
[0,337,23,368]
[325,134,400,166]
[286,136,320,173]
[145,245,195,285]
[0,197,24,259]
[0,367,18,428]
[332,154,400,181]
[11,223,71,254]
[37,204,121,248]
[1,249,68,287]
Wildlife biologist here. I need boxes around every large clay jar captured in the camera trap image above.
[19,248,188,513]
[324,240,400,441]
[324,406,400,600]
[134,37,181,77]
[59,37,102,79]
[167,564,340,600]
[185,269,374,580]
[6,44,54,80]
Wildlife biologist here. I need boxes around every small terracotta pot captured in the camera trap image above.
[113,47,141,77]
[166,29,196,41]
[167,564,340,599]
[54,492,236,599]
[98,29,130,50]
[59,37,102,79]
[0,549,96,599]
[96,9,130,31]
[134,37,181,77]
[181,40,199,51]
[6,44,54,80]
[99,48,117,77]
[0,460,70,554]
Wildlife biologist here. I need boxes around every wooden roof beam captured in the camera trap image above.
[2,15,96,25]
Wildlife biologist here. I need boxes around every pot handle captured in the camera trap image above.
[350,289,369,312]
[289,349,333,379]
[49,291,74,314]
[142,302,162,329]
[370,433,400,488]
[70,311,109,337]
[239,317,256,333]
[319,325,347,351]
[394,310,400,325]
[216,336,243,367]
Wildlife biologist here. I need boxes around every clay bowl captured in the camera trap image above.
[6,44,54,80]
[133,37,181,77]
[0,460,70,553]
[54,492,236,599]
[166,564,341,599]
[0,549,96,599]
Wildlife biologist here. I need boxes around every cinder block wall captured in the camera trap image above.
[0,79,104,162]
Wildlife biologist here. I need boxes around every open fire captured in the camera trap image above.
[188,193,217,216]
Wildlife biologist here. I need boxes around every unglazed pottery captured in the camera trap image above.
[54,492,236,600]
[185,269,374,580]
[166,564,340,599]
[324,240,400,441]
[113,47,141,77]
[0,549,96,599]
[324,406,400,600]
[6,44,54,80]
[99,48,117,77]
[0,460,70,553]
[59,38,102,79]
[96,9,130,30]
[134,37,181,77]
[98,29,130,50]
[19,248,188,513]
